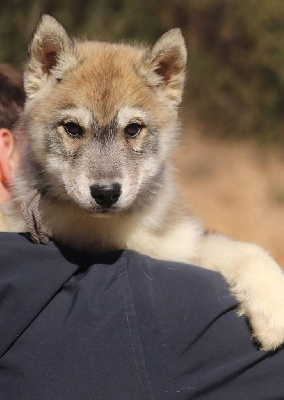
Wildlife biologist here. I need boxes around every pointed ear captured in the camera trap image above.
[138,29,187,106]
[24,15,79,98]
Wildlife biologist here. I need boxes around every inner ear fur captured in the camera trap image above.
[138,29,187,105]
[25,15,78,96]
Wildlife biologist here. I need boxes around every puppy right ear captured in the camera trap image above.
[138,29,187,107]
[24,15,78,98]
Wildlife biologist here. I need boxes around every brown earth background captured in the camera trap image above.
[174,125,284,267]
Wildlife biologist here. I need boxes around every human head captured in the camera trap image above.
[0,64,25,204]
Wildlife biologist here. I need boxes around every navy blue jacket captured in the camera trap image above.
[0,232,283,399]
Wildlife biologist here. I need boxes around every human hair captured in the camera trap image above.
[0,64,25,131]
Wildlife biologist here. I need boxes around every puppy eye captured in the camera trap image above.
[63,122,84,138]
[124,123,143,138]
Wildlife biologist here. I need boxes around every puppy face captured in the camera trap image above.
[23,16,187,215]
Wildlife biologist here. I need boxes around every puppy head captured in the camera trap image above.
[23,15,187,215]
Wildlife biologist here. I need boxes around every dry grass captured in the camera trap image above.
[174,125,284,267]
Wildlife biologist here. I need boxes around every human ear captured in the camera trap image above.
[0,128,15,184]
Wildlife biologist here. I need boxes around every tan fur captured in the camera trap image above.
[3,15,284,351]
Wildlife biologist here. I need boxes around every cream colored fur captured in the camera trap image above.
[3,15,284,351]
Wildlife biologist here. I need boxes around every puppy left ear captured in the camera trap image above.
[138,29,187,106]
[24,15,79,98]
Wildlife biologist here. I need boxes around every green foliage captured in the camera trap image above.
[0,0,283,143]
[184,0,284,143]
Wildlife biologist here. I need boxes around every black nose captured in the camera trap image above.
[90,183,121,207]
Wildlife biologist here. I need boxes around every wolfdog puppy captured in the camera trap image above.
[5,15,284,350]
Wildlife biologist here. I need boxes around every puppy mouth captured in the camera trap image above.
[95,208,118,215]
[87,202,135,216]
[88,206,121,216]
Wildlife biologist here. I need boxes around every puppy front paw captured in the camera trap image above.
[236,271,284,351]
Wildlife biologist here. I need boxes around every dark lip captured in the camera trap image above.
[87,206,135,216]
[98,209,114,214]
[87,207,119,215]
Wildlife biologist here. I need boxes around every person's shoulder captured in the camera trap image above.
[124,249,238,316]
[0,232,60,259]
[126,249,230,293]
[0,231,30,244]
[0,232,78,280]
[0,233,236,313]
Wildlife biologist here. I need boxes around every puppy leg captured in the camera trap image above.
[193,233,284,350]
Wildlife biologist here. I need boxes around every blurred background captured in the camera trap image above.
[1,0,284,263]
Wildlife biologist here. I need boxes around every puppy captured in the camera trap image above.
[5,15,284,350]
